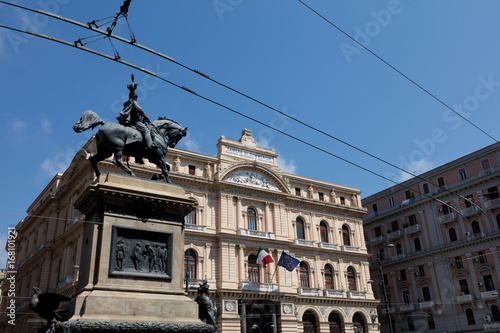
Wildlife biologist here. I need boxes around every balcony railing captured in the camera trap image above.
[399,304,414,312]
[461,206,481,217]
[185,224,207,232]
[349,291,367,299]
[418,300,434,309]
[184,278,207,289]
[485,197,500,210]
[324,289,345,298]
[456,294,474,304]
[239,228,275,240]
[481,290,499,300]
[404,224,421,235]
[295,239,316,247]
[371,235,385,244]
[439,213,457,224]
[242,281,278,292]
[387,230,402,240]
[299,287,321,296]
[342,245,361,253]
[318,242,339,250]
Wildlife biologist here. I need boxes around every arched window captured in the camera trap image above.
[352,313,366,333]
[328,312,342,333]
[296,217,305,240]
[247,208,257,230]
[396,243,403,255]
[185,209,196,225]
[414,238,422,251]
[466,308,476,325]
[300,262,310,288]
[248,254,259,282]
[428,313,436,329]
[347,266,357,291]
[491,304,500,322]
[320,221,329,243]
[324,265,334,290]
[302,310,317,333]
[449,227,457,242]
[471,220,481,235]
[184,249,197,280]
[342,225,351,246]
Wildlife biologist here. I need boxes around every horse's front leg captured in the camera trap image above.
[157,156,172,183]
[112,150,136,177]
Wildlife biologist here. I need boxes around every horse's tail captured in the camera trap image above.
[73,110,105,133]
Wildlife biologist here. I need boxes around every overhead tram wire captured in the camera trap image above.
[297,0,498,144]
[1,0,498,223]
[2,24,497,238]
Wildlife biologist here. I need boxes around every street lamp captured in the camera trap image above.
[369,243,395,333]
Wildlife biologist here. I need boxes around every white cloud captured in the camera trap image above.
[0,235,7,267]
[40,115,52,134]
[395,158,434,183]
[40,147,75,176]
[178,133,200,153]
[278,155,297,174]
[10,119,26,131]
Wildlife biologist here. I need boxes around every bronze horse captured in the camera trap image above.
[73,110,187,183]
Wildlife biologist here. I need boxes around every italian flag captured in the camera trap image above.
[256,247,274,268]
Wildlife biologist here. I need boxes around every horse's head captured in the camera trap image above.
[167,126,187,148]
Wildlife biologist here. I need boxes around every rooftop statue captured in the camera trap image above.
[73,75,187,183]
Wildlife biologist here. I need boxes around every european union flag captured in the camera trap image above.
[278,251,300,272]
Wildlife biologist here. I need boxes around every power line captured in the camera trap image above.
[297,0,498,143]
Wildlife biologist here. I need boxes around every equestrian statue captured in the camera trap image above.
[73,75,187,183]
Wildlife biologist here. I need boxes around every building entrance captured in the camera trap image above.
[239,300,280,333]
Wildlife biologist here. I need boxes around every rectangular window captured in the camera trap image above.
[375,226,382,237]
[459,168,467,180]
[487,186,499,200]
[295,188,301,196]
[402,290,411,305]
[188,165,196,175]
[388,197,395,207]
[340,196,345,205]
[383,274,388,285]
[442,203,451,215]
[400,269,407,281]
[408,215,417,226]
[405,190,412,200]
[391,220,399,231]
[455,256,463,269]
[478,251,487,264]
[437,177,445,188]
[481,159,491,171]
[318,192,324,201]
[484,274,495,291]
[459,279,470,295]
[372,203,378,213]
[418,265,425,277]
[422,286,432,301]
[465,194,474,208]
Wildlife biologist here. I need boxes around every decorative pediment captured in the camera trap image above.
[220,163,290,194]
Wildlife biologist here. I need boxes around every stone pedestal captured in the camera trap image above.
[64,174,214,332]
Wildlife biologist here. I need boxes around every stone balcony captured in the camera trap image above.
[185,224,207,232]
[239,228,275,240]
[481,290,499,300]
[342,245,361,253]
[242,281,278,292]
[404,224,421,235]
[485,197,500,210]
[318,242,339,250]
[387,230,403,240]
[295,239,316,247]
[371,235,385,244]
[324,289,345,298]
[399,304,414,312]
[439,213,457,224]
[349,291,367,299]
[461,206,481,217]
[456,293,474,304]
[299,287,321,296]
[418,300,435,309]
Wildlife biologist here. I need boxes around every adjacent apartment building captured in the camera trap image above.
[363,142,500,333]
[1,129,380,333]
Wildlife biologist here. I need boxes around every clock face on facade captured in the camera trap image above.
[225,301,236,312]
[283,304,292,314]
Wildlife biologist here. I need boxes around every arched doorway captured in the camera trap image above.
[352,313,366,333]
[303,310,317,333]
[328,312,342,333]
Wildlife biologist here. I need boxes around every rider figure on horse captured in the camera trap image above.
[117,77,155,149]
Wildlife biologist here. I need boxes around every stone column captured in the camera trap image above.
[241,302,247,333]
[239,245,246,284]
[236,196,242,228]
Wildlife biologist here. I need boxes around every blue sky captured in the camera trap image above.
[1,1,500,266]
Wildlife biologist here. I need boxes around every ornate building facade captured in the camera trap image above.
[1,129,379,333]
[363,142,500,333]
